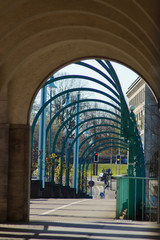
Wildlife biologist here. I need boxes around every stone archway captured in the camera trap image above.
[0,0,160,222]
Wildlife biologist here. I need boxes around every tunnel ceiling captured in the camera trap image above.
[0,0,160,124]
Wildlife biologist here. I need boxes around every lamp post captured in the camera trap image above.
[64,93,69,186]
[48,78,57,181]
[118,138,120,175]
[84,123,90,158]
[83,124,90,194]
[73,93,80,194]
[38,85,47,188]
[89,137,93,196]
[37,77,56,187]
[128,105,135,177]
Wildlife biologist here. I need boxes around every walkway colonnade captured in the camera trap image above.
[0,0,160,222]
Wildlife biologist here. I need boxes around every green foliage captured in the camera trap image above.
[87,163,128,177]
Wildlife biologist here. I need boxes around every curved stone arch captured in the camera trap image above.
[1,1,160,223]
[1,0,159,125]
[6,44,153,124]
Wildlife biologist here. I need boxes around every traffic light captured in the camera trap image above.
[94,152,99,162]
[116,154,121,165]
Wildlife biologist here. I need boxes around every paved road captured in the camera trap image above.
[88,177,116,199]
[0,193,160,239]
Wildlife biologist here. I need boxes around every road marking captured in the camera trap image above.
[95,185,103,198]
[40,199,90,215]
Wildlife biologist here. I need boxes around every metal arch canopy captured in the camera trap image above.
[32,59,145,196]
[32,87,121,138]
[81,144,128,193]
[52,107,120,153]
[75,61,117,90]
[80,140,128,173]
[31,86,121,164]
[65,126,121,165]
[64,125,121,163]
[79,138,128,191]
[80,137,128,164]
[52,107,121,185]
[62,124,122,186]
[46,98,120,138]
[33,87,120,129]
[45,74,120,99]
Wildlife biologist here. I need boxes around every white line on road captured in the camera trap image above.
[40,199,90,215]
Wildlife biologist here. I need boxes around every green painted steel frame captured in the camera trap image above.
[82,145,128,194]
[31,59,145,208]
[46,98,120,138]
[31,87,121,173]
[52,107,121,185]
[63,125,122,186]
[80,140,128,192]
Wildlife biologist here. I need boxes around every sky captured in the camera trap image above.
[56,59,138,101]
[34,59,138,107]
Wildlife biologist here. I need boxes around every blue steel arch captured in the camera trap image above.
[52,108,121,185]
[31,59,145,201]
[62,124,122,186]
[52,108,120,153]
[45,75,120,99]
[46,98,121,139]
[75,61,117,90]
[81,144,128,193]
[31,87,121,166]
[78,137,128,192]
[31,60,123,181]
[80,137,128,165]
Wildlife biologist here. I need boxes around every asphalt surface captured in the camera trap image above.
[0,180,159,239]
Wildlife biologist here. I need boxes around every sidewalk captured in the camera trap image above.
[0,197,159,240]
[0,218,159,239]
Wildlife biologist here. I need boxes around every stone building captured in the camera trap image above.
[126,77,159,178]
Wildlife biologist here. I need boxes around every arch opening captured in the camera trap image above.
[29,58,158,224]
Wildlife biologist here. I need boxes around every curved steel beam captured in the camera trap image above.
[63,124,121,186]
[75,61,117,90]
[45,74,120,99]
[46,98,120,139]
[79,137,128,192]
[52,108,120,185]
[52,108,120,153]
[82,144,128,193]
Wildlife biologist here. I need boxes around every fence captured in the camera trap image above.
[116,176,158,221]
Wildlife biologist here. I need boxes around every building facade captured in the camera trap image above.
[126,77,159,178]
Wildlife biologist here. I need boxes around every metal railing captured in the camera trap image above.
[116,176,158,221]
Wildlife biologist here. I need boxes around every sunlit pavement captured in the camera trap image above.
[0,196,160,240]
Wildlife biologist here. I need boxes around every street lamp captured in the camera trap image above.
[84,123,90,156]
[48,78,57,181]
[64,93,70,186]
[37,84,47,188]
[89,137,93,196]
[73,93,80,194]
[37,76,57,187]
[83,124,91,194]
